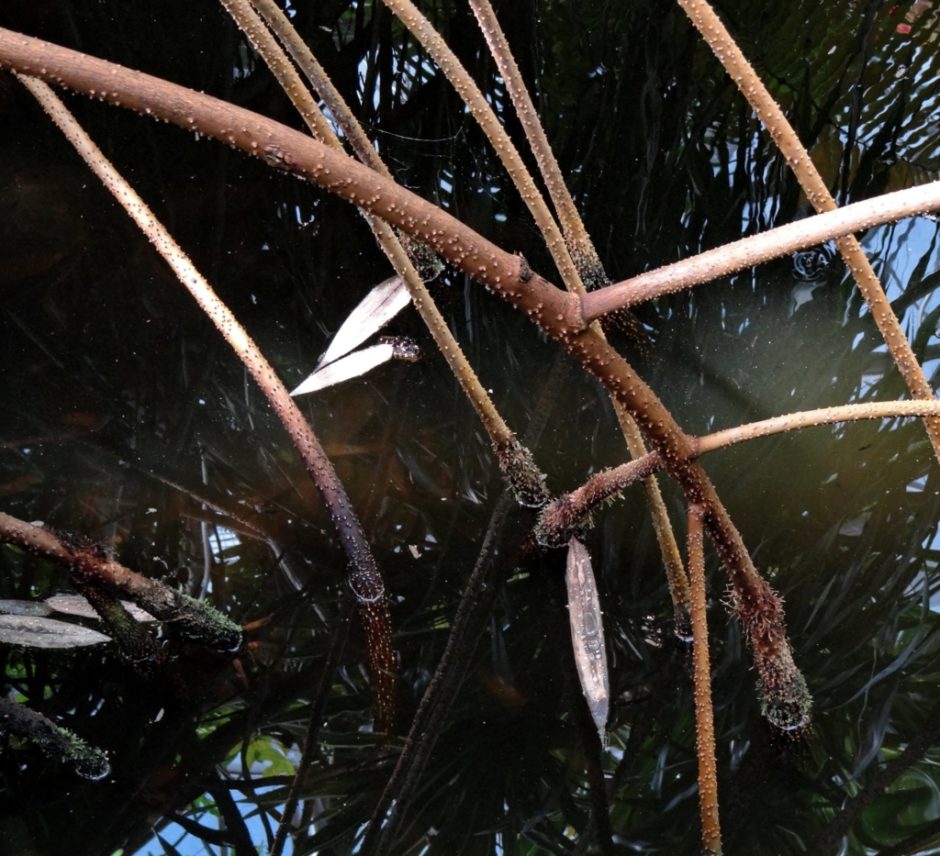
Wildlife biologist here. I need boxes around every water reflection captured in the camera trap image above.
[1,0,940,854]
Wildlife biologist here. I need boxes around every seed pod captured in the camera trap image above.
[566,537,609,743]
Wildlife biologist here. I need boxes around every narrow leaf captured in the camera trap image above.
[317,275,410,367]
[156,834,184,856]
[290,343,395,397]
[0,615,111,649]
[0,599,53,617]
[46,593,156,623]
[565,537,610,742]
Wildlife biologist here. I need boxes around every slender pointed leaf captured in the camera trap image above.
[0,599,53,617]
[0,615,111,649]
[565,537,610,742]
[156,833,184,856]
[317,275,410,367]
[46,594,156,623]
[290,342,396,397]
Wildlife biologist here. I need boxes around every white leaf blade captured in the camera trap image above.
[0,599,53,617]
[46,593,156,623]
[318,275,410,367]
[566,537,610,742]
[290,343,396,397]
[0,615,112,649]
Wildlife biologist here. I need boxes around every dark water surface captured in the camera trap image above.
[1,1,940,853]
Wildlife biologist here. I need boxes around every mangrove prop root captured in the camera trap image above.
[224,0,544,508]
[688,504,722,855]
[730,571,812,732]
[0,511,243,652]
[676,0,940,464]
[0,696,110,781]
[580,183,940,322]
[494,435,551,508]
[535,454,662,547]
[16,73,396,732]
[0,28,808,727]
[466,0,691,633]
[540,399,940,549]
[73,579,163,669]
[69,549,243,651]
[380,0,586,296]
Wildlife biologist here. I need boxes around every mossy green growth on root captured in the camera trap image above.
[173,594,243,652]
[53,726,111,781]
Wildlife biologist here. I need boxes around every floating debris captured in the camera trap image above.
[0,615,111,649]
[317,274,411,368]
[565,537,609,743]
[46,593,156,623]
[0,599,53,618]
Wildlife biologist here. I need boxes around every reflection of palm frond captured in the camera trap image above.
[3,1,940,854]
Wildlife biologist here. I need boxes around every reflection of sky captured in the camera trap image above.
[209,526,241,566]
[357,51,436,113]
[860,218,940,384]
[133,799,285,856]
[855,42,940,166]
[862,216,940,304]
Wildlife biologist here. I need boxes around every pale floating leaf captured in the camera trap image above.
[46,594,156,623]
[290,342,396,397]
[566,537,610,742]
[0,599,53,618]
[0,615,111,649]
[317,275,410,367]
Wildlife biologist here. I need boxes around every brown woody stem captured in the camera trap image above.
[688,504,722,855]
[467,0,604,285]
[467,0,689,621]
[0,26,800,724]
[693,400,940,455]
[0,511,242,651]
[581,180,940,321]
[677,0,940,463]
[538,399,940,545]
[223,0,545,505]
[379,0,586,296]
[16,73,395,730]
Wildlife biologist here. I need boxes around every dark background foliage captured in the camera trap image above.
[1,0,940,853]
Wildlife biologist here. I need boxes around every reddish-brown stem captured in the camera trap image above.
[0,511,242,651]
[17,72,396,732]
[581,181,940,322]
[688,504,722,855]
[538,400,940,548]
[0,26,801,721]
[535,454,662,547]
[677,0,940,464]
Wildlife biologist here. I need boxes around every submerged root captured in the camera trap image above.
[733,578,812,733]
[0,697,110,782]
[533,494,592,548]
[495,436,550,509]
